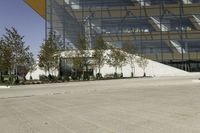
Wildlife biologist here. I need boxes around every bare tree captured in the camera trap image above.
[27,53,36,80]
[122,42,136,77]
[76,35,90,80]
[107,46,126,78]
[137,56,149,77]
[70,50,83,80]
[92,36,107,79]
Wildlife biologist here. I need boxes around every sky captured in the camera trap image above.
[0,0,45,58]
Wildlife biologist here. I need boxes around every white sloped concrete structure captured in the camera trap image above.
[25,61,58,80]
[26,50,195,80]
[93,50,190,77]
[98,57,189,77]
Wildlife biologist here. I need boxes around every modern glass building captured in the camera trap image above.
[25,0,200,72]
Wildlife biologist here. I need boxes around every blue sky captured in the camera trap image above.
[0,0,45,58]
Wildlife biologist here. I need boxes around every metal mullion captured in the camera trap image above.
[179,0,185,70]
[160,2,164,63]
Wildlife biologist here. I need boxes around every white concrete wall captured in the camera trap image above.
[26,66,58,80]
[94,51,190,77]
[95,58,190,78]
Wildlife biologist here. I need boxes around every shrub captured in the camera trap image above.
[14,76,20,85]
[104,74,114,79]
[51,75,58,82]
[131,72,134,78]
[120,73,123,78]
[39,75,48,81]
[114,72,118,79]
[0,75,3,83]
[30,76,33,80]
[96,73,102,80]
[64,75,70,82]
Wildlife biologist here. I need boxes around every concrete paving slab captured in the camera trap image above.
[0,76,200,133]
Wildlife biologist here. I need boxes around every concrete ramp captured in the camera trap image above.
[99,51,190,77]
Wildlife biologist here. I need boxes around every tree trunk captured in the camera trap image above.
[114,67,118,79]
[98,64,101,74]
[82,69,84,80]
[131,64,135,77]
[143,69,146,77]
[115,67,117,73]
[30,72,32,80]
[8,69,11,85]
[15,66,18,77]
[47,67,50,76]
[131,66,134,78]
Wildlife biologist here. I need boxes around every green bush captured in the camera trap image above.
[51,75,58,82]
[39,75,58,82]
[96,73,102,80]
[14,76,20,85]
[104,74,114,79]
[114,72,118,79]
[0,75,3,83]
[39,75,48,81]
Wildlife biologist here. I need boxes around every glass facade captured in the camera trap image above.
[46,0,200,72]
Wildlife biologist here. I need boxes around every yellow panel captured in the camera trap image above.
[25,0,46,19]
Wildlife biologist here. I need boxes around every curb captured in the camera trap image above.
[0,86,11,89]
[192,80,200,83]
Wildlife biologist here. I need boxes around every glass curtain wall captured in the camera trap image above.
[46,0,200,72]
